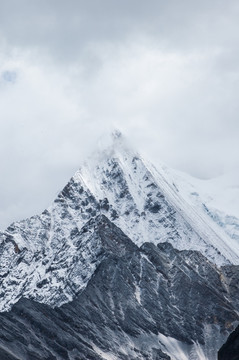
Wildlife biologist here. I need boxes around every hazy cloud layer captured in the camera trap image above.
[0,0,239,228]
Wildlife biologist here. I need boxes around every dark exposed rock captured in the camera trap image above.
[220,265,239,308]
[99,198,110,212]
[0,216,238,359]
[218,325,239,360]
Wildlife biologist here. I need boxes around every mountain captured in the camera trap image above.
[0,215,238,360]
[0,131,239,359]
[218,325,239,360]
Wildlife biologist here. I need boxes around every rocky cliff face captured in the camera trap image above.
[0,133,239,359]
[0,215,238,360]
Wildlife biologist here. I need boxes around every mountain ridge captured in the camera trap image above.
[0,133,239,313]
[0,215,238,360]
[0,134,239,359]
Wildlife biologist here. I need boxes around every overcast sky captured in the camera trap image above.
[0,0,239,229]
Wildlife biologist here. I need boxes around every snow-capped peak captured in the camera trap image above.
[71,133,239,266]
[1,132,239,312]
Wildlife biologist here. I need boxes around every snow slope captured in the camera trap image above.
[168,168,239,247]
[74,131,239,265]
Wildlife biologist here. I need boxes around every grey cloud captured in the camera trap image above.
[1,1,239,61]
[0,0,239,228]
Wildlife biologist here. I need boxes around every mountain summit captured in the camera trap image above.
[0,133,239,359]
[76,132,239,264]
[1,132,239,311]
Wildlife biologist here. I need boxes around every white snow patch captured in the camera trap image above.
[92,345,118,360]
[158,333,211,360]
[135,285,141,304]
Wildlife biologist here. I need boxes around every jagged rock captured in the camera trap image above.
[0,134,239,359]
[0,216,238,360]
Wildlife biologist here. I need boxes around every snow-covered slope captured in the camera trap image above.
[0,131,239,313]
[74,131,239,265]
[168,169,239,244]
